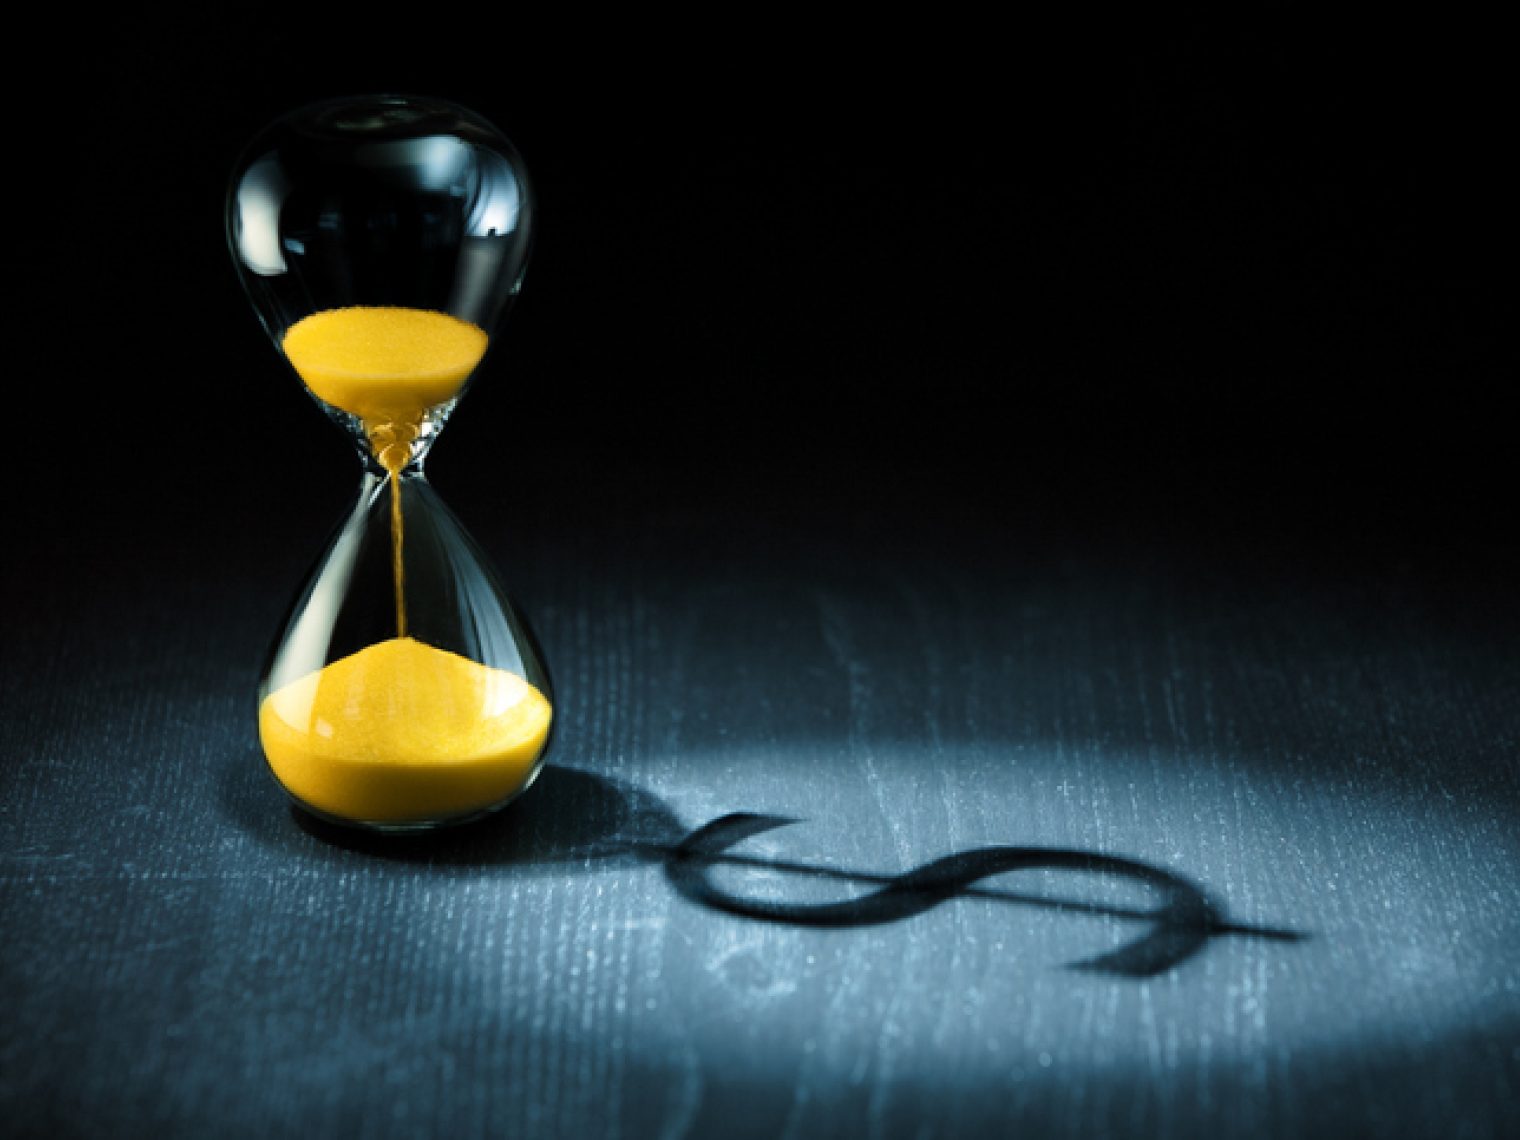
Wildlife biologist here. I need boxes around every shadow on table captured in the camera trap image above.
[223,756,1307,977]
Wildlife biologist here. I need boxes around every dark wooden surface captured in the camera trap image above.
[6,460,1519,1138]
[6,12,1517,1138]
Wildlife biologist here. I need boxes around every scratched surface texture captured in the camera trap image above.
[3,462,1518,1139]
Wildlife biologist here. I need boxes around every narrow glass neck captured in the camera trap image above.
[360,419,435,479]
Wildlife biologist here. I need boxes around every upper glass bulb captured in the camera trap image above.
[226,93,534,469]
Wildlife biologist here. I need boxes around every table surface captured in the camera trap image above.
[5,438,1518,1138]
[6,14,1518,1138]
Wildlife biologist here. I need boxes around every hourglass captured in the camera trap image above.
[226,94,552,831]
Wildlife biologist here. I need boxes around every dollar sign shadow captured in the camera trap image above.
[665,813,1306,977]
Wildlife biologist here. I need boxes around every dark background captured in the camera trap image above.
[16,8,1516,582]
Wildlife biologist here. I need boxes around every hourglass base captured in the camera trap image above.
[258,638,554,832]
[255,471,556,835]
[275,761,549,834]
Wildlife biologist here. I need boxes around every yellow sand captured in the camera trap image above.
[282,304,490,640]
[260,637,552,823]
[265,307,548,824]
[282,305,488,427]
